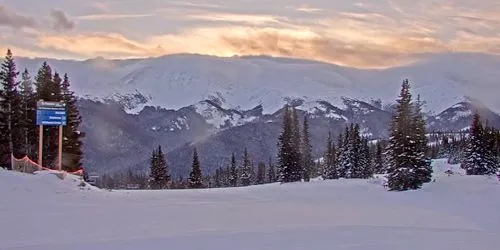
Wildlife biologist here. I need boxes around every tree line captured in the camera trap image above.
[98,79,499,191]
[0,49,84,171]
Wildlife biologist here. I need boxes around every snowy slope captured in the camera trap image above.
[1,160,499,250]
[15,53,500,115]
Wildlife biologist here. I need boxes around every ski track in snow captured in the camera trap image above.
[0,159,499,250]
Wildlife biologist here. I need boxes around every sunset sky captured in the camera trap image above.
[0,0,499,68]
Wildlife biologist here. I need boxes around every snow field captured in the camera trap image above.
[0,160,498,250]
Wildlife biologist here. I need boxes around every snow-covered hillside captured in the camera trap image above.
[16,53,500,115]
[1,160,499,250]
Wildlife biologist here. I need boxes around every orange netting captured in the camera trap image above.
[11,154,83,176]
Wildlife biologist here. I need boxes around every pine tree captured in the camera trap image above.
[18,69,37,159]
[411,95,432,184]
[149,145,169,189]
[240,148,253,186]
[0,49,23,168]
[322,132,337,179]
[386,79,432,191]
[358,138,372,178]
[336,130,349,178]
[256,162,266,185]
[277,106,294,182]
[229,153,238,187]
[349,124,362,178]
[290,108,302,181]
[189,148,203,188]
[60,74,84,172]
[267,157,276,183]
[301,116,313,182]
[373,142,385,174]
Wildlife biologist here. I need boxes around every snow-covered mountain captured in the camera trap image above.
[16,52,500,116]
[14,53,500,175]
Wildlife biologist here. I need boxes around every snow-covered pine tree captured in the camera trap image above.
[214,168,222,188]
[189,148,203,189]
[373,142,385,174]
[240,148,253,186]
[482,125,499,174]
[149,145,169,189]
[336,129,349,178]
[412,95,432,184]
[301,116,313,182]
[229,153,238,187]
[322,132,337,179]
[386,79,432,191]
[461,113,489,175]
[267,157,276,183]
[256,162,266,184]
[61,74,84,172]
[360,138,373,178]
[19,69,37,159]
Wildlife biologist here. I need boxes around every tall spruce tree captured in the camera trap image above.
[61,74,84,172]
[19,69,37,159]
[386,79,432,191]
[373,142,385,174]
[277,106,296,182]
[149,145,170,189]
[359,138,373,178]
[229,153,238,187]
[411,95,432,184]
[0,49,23,168]
[189,148,203,188]
[301,116,313,182]
[336,130,348,178]
[462,113,498,175]
[322,132,337,179]
[240,148,253,186]
[291,108,302,181]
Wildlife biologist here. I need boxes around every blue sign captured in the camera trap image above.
[36,101,67,126]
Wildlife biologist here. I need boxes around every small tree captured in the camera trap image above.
[149,145,169,189]
[240,148,253,186]
[267,157,276,183]
[301,116,314,182]
[256,162,266,185]
[189,148,203,189]
[229,153,238,187]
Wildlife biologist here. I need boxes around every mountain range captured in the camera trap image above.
[15,53,500,176]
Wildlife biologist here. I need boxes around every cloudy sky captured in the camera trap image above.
[0,0,499,68]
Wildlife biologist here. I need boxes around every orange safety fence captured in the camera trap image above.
[11,154,83,176]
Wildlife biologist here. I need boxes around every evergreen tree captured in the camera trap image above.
[386,79,432,191]
[0,49,23,168]
[349,124,362,178]
[322,132,337,179]
[229,153,238,187]
[240,148,253,186]
[301,116,313,182]
[291,108,302,181]
[188,148,203,188]
[18,69,37,159]
[373,142,385,174]
[149,145,169,189]
[336,130,349,178]
[359,138,373,178]
[61,74,84,172]
[277,106,299,183]
[267,157,276,183]
[461,114,498,175]
[256,162,266,184]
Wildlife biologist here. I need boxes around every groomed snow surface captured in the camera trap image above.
[1,159,499,250]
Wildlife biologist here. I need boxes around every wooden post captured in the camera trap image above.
[58,125,63,171]
[38,125,43,167]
